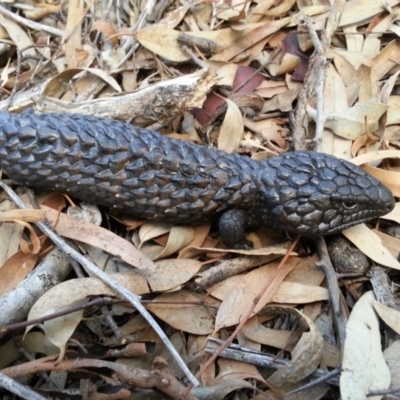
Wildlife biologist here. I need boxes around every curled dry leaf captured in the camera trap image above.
[267,306,324,386]
[341,291,391,399]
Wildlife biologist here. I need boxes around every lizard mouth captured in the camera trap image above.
[313,205,395,237]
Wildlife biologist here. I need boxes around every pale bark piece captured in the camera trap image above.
[0,68,217,125]
[341,291,391,400]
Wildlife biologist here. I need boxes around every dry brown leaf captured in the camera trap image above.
[0,332,59,370]
[214,258,298,330]
[139,222,171,247]
[241,317,339,368]
[43,299,87,358]
[383,340,400,390]
[361,164,400,197]
[373,300,400,335]
[214,63,238,87]
[388,95,400,125]
[146,290,216,334]
[383,202,400,224]
[380,69,400,104]
[0,249,40,297]
[242,316,292,349]
[245,118,288,150]
[0,205,24,265]
[319,64,353,158]
[215,359,266,384]
[24,273,149,352]
[372,230,400,260]
[154,226,195,260]
[138,259,203,292]
[178,225,211,258]
[217,0,248,21]
[341,291,391,399]
[0,15,37,62]
[157,4,190,29]
[210,276,328,304]
[0,208,156,270]
[372,39,400,81]
[339,0,400,27]
[27,273,150,323]
[270,281,328,304]
[217,98,244,153]
[211,17,290,62]
[136,27,244,62]
[352,149,400,165]
[343,224,400,270]
[254,80,287,98]
[22,3,61,20]
[90,20,118,47]
[309,100,388,140]
[248,0,283,22]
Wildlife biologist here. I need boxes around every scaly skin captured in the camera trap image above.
[0,110,395,246]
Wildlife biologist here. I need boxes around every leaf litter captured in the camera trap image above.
[0,1,400,399]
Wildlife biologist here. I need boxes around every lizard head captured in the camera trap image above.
[257,151,395,238]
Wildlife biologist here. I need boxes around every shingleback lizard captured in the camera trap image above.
[0,110,395,247]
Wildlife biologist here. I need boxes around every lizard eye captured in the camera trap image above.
[343,201,357,209]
